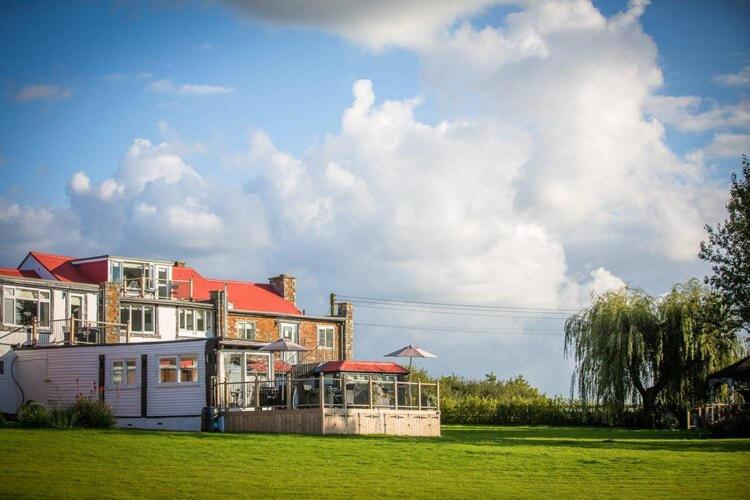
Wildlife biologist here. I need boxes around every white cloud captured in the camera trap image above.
[148,78,234,96]
[13,84,72,102]
[645,95,750,132]
[221,0,497,51]
[68,171,91,194]
[702,133,750,160]
[3,0,741,391]
[713,65,750,87]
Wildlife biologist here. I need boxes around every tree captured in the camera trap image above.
[699,155,750,333]
[564,280,741,423]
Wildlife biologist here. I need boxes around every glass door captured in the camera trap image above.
[223,353,243,407]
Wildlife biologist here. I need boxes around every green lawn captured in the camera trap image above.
[1,426,748,498]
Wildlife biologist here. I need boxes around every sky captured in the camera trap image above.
[1,0,749,395]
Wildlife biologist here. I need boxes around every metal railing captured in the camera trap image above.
[120,277,195,301]
[212,374,440,412]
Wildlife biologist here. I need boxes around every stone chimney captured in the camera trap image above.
[335,302,354,360]
[269,274,297,305]
[100,282,122,344]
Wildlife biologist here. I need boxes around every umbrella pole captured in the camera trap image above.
[409,357,413,407]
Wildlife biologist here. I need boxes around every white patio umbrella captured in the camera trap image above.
[259,337,310,369]
[384,344,437,374]
[259,337,309,354]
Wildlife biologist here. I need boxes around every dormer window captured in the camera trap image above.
[110,259,171,299]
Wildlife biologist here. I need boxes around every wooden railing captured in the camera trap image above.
[687,402,747,429]
[25,317,127,346]
[212,374,440,412]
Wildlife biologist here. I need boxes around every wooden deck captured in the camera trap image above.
[223,407,441,436]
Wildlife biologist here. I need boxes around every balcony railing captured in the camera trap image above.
[120,277,195,301]
[5,317,127,346]
[212,374,440,412]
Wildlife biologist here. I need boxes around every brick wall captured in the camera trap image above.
[226,312,342,364]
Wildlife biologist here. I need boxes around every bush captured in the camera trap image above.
[708,408,750,438]
[15,397,115,430]
[50,408,77,429]
[69,396,115,429]
[17,402,52,428]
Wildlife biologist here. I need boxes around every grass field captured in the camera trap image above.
[1,426,748,498]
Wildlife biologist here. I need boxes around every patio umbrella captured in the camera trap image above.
[384,344,436,374]
[259,337,309,372]
[259,337,309,353]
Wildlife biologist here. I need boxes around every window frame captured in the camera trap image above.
[317,325,335,349]
[120,304,156,334]
[158,354,200,385]
[236,320,257,340]
[178,307,213,337]
[2,286,51,329]
[279,322,300,363]
[68,293,85,322]
[111,358,138,387]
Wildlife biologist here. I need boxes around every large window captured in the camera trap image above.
[236,321,256,340]
[317,326,335,349]
[3,286,50,328]
[179,308,212,336]
[222,351,271,383]
[120,305,155,334]
[159,355,198,384]
[112,260,171,299]
[112,359,137,386]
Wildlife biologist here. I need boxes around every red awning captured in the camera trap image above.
[314,361,409,375]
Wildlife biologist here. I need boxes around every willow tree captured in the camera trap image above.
[564,279,741,421]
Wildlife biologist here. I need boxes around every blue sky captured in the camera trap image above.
[1,1,748,394]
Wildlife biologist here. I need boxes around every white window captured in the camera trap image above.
[120,305,155,334]
[110,261,122,283]
[159,355,198,384]
[3,286,50,328]
[179,308,212,336]
[236,321,256,340]
[317,326,335,349]
[119,261,152,293]
[155,266,169,299]
[69,294,85,321]
[112,359,137,386]
[279,323,300,364]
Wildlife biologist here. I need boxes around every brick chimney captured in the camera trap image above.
[269,274,296,305]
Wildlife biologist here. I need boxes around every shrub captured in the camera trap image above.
[708,408,750,438]
[69,396,115,429]
[17,402,52,428]
[50,408,77,429]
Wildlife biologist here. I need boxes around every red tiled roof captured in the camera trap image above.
[315,361,409,375]
[25,251,95,283]
[172,266,301,315]
[0,267,40,279]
